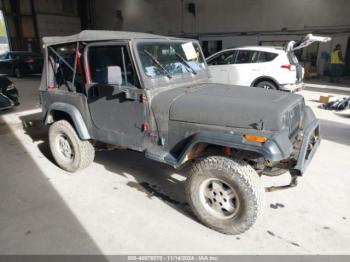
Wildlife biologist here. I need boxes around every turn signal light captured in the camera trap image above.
[244,134,267,143]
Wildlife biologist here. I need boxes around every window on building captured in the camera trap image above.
[0,10,9,54]
[201,40,222,57]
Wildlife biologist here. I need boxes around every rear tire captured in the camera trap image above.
[49,120,95,172]
[256,80,278,90]
[186,156,265,235]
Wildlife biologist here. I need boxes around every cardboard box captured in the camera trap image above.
[319,95,334,104]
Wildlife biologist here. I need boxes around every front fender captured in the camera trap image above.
[176,131,291,166]
[44,102,91,140]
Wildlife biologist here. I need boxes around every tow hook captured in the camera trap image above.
[265,176,298,192]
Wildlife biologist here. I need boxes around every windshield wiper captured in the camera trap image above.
[143,50,172,79]
[175,52,197,75]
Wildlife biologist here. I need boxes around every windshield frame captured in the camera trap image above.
[132,39,209,90]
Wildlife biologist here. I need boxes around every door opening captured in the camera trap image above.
[0,10,10,54]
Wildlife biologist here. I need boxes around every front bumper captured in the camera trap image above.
[279,82,305,92]
[264,117,320,191]
[291,118,321,175]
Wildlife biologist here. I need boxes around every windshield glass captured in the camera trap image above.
[137,41,206,78]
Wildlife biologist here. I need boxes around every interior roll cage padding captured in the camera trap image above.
[121,46,128,84]
[48,46,75,72]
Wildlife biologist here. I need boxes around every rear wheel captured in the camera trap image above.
[49,120,95,172]
[186,156,265,235]
[256,80,278,90]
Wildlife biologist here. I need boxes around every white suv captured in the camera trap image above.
[207,34,330,92]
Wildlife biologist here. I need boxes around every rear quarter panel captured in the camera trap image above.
[264,54,297,85]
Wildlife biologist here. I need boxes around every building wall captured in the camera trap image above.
[34,0,81,38]
[91,0,350,35]
[36,14,81,38]
[91,0,350,74]
[1,0,81,52]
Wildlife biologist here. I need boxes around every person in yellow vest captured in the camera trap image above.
[330,44,344,83]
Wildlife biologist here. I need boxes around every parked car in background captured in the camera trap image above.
[0,51,43,78]
[0,76,19,110]
[207,34,331,92]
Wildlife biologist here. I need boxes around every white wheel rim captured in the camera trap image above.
[56,133,74,161]
[199,178,240,219]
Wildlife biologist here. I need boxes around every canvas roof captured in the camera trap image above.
[42,30,176,46]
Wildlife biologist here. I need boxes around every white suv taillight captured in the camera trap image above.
[281,64,296,71]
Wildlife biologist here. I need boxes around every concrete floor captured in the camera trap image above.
[0,76,350,255]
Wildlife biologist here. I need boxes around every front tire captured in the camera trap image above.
[186,156,264,234]
[49,120,95,172]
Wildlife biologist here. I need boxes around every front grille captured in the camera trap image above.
[289,103,302,137]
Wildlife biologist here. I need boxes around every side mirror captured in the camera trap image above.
[107,66,122,85]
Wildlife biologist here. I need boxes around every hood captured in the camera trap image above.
[152,83,303,132]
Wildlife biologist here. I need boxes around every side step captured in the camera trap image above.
[145,147,178,167]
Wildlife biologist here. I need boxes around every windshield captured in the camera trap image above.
[137,41,206,78]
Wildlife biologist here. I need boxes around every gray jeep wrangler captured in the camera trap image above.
[39,30,320,235]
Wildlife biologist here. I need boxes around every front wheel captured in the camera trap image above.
[49,120,95,172]
[256,81,278,90]
[186,156,265,234]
